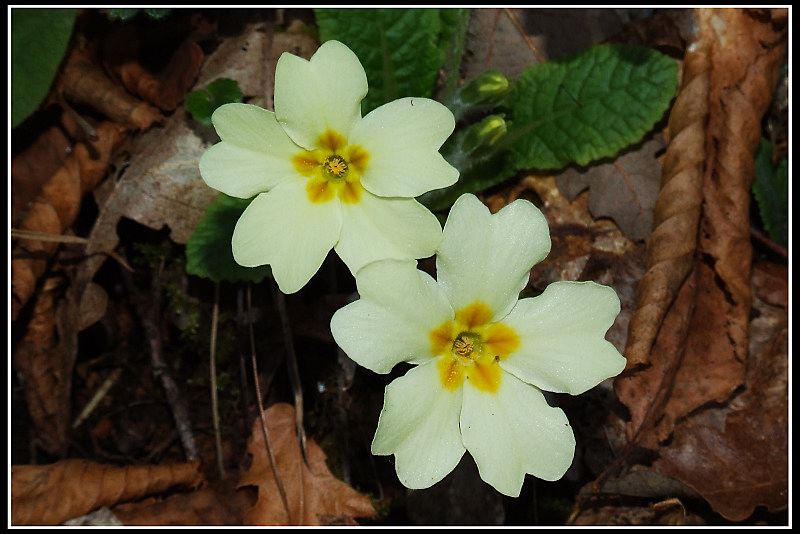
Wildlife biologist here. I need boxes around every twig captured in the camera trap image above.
[71,368,123,429]
[209,283,226,479]
[751,226,788,258]
[270,282,308,465]
[247,285,293,524]
[124,257,198,461]
[11,228,135,272]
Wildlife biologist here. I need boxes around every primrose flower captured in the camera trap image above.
[199,40,458,293]
[330,194,626,497]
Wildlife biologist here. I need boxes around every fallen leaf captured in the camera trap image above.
[112,483,255,526]
[78,282,109,331]
[12,275,72,455]
[11,121,73,226]
[62,507,124,526]
[557,136,664,241]
[616,9,787,450]
[11,122,125,320]
[571,498,703,526]
[462,8,636,82]
[653,278,788,521]
[117,39,205,111]
[11,459,203,525]
[238,403,375,525]
[59,46,162,129]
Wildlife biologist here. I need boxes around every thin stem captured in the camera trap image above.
[209,283,226,479]
[247,285,293,524]
[146,259,198,461]
[270,282,308,465]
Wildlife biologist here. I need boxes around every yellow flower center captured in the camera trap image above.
[430,302,521,394]
[323,155,349,178]
[292,129,370,205]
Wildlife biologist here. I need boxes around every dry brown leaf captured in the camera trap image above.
[11,459,203,525]
[113,483,254,526]
[623,24,707,367]
[59,47,162,130]
[557,136,664,241]
[238,403,375,526]
[11,123,73,226]
[571,498,703,526]
[463,8,636,81]
[617,8,787,448]
[653,271,788,521]
[11,122,125,320]
[12,276,72,455]
[117,39,205,111]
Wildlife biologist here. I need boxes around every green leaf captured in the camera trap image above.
[185,78,244,126]
[436,9,471,102]
[107,8,171,21]
[315,8,464,113]
[11,8,77,128]
[505,43,678,171]
[186,194,272,284]
[752,139,788,245]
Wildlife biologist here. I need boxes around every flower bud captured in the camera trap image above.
[463,114,508,153]
[460,71,510,106]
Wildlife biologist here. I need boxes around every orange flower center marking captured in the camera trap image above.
[291,129,370,205]
[430,301,521,394]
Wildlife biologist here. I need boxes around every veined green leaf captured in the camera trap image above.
[315,8,469,113]
[186,194,272,284]
[505,43,678,170]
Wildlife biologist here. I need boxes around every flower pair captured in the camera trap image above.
[199,40,626,497]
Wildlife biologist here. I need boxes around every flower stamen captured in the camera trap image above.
[324,155,349,179]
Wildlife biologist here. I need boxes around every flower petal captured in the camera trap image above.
[231,180,341,293]
[461,371,575,497]
[211,103,300,155]
[334,191,442,276]
[274,40,367,149]
[499,281,626,395]
[331,259,453,373]
[372,359,466,489]
[349,97,458,198]
[437,194,551,322]
[199,142,296,199]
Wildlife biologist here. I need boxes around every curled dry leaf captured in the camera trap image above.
[11,122,73,226]
[238,403,375,526]
[12,276,72,455]
[11,122,125,320]
[117,39,205,111]
[617,8,787,448]
[11,459,203,525]
[59,47,162,130]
